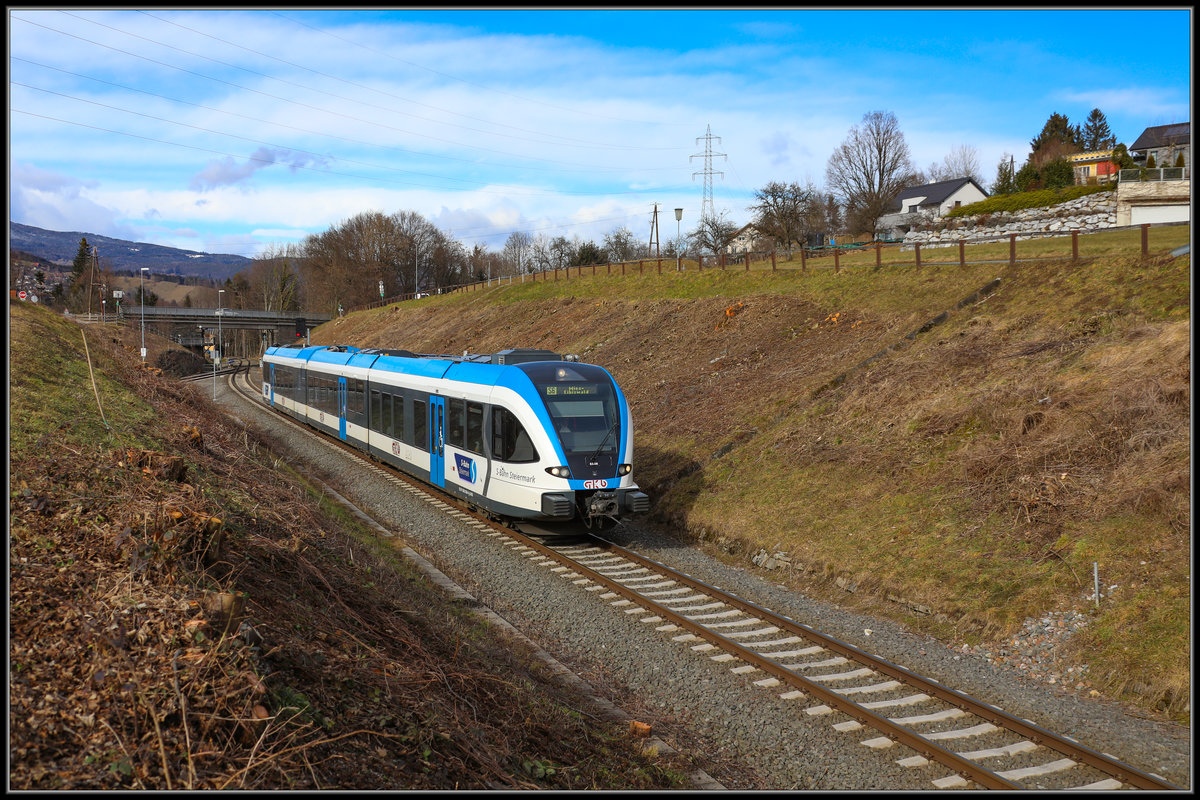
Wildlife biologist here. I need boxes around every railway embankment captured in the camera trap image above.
[8,302,703,791]
[317,229,1190,722]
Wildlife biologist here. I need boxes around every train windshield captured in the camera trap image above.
[521,363,620,456]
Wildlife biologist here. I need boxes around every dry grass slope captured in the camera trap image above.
[317,239,1190,721]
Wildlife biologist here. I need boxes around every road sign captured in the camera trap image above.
[18,291,27,300]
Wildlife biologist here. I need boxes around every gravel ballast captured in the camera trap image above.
[220,377,1191,791]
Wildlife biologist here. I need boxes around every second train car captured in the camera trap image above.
[260,344,650,528]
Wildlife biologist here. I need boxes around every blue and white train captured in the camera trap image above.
[260,344,650,528]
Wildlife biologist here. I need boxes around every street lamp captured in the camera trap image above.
[139,268,149,364]
[214,289,224,400]
[674,208,683,271]
[101,298,106,323]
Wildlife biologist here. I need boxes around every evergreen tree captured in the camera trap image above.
[1041,157,1075,190]
[1029,112,1082,167]
[1014,161,1042,192]
[71,237,91,279]
[1081,108,1115,151]
[1173,152,1185,168]
[66,237,92,312]
[992,153,1018,195]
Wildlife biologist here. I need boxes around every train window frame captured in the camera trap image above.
[394,390,406,443]
[466,401,484,454]
[370,389,382,432]
[447,397,465,449]
[491,406,539,464]
[412,397,428,452]
[382,392,394,438]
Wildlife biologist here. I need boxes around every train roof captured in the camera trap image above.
[263,345,599,388]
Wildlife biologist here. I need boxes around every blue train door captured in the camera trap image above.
[338,377,348,440]
[266,365,275,405]
[429,396,446,488]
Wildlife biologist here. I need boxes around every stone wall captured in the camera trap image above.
[902,190,1117,248]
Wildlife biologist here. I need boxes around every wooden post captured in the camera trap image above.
[914,243,921,269]
[657,259,662,274]
[800,247,807,272]
[958,240,965,267]
[875,242,881,269]
[1071,230,1079,263]
[833,247,840,272]
[771,251,776,271]
[698,254,703,271]
[1009,234,1017,266]
[1141,224,1149,258]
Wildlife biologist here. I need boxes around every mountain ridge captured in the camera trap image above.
[9,222,254,280]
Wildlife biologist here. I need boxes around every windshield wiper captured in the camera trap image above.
[587,420,619,464]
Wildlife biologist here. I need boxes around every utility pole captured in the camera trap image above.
[691,124,726,223]
[649,203,661,257]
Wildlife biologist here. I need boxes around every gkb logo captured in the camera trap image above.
[454,454,477,483]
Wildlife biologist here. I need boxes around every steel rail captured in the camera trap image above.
[568,535,1179,791]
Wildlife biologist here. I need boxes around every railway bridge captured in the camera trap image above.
[117,306,333,357]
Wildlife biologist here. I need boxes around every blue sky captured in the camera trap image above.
[8,7,1192,259]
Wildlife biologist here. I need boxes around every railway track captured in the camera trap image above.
[223,364,1181,791]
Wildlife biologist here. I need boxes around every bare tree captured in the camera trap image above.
[926,144,983,185]
[602,226,641,262]
[825,110,915,238]
[748,180,819,256]
[243,242,301,311]
[690,209,740,256]
[502,231,532,274]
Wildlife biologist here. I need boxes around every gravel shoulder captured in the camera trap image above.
[219,375,1192,791]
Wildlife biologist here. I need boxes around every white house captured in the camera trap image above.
[876,177,989,240]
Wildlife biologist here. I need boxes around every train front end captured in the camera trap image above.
[518,361,650,528]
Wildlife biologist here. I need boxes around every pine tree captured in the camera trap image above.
[1029,112,1082,167]
[1082,108,1115,152]
[992,153,1018,195]
[71,237,90,280]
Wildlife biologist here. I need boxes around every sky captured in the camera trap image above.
[7,7,1193,259]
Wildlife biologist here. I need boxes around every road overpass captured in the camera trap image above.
[118,306,333,353]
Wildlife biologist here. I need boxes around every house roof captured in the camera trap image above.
[890,177,987,213]
[1129,123,1190,152]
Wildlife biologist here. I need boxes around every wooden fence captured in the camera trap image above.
[353,221,1189,312]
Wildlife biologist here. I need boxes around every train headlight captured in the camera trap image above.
[546,465,571,478]
[617,464,632,476]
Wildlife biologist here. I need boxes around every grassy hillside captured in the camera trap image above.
[315,226,1191,720]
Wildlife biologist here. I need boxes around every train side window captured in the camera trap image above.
[394,391,406,442]
[492,407,538,463]
[466,401,484,454]
[412,398,427,451]
[370,390,381,432]
[382,392,393,437]
[447,398,465,449]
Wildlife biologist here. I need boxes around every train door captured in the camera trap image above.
[338,377,348,440]
[429,396,446,488]
[265,364,275,405]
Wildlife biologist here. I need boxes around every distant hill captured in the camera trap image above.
[9,222,254,280]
